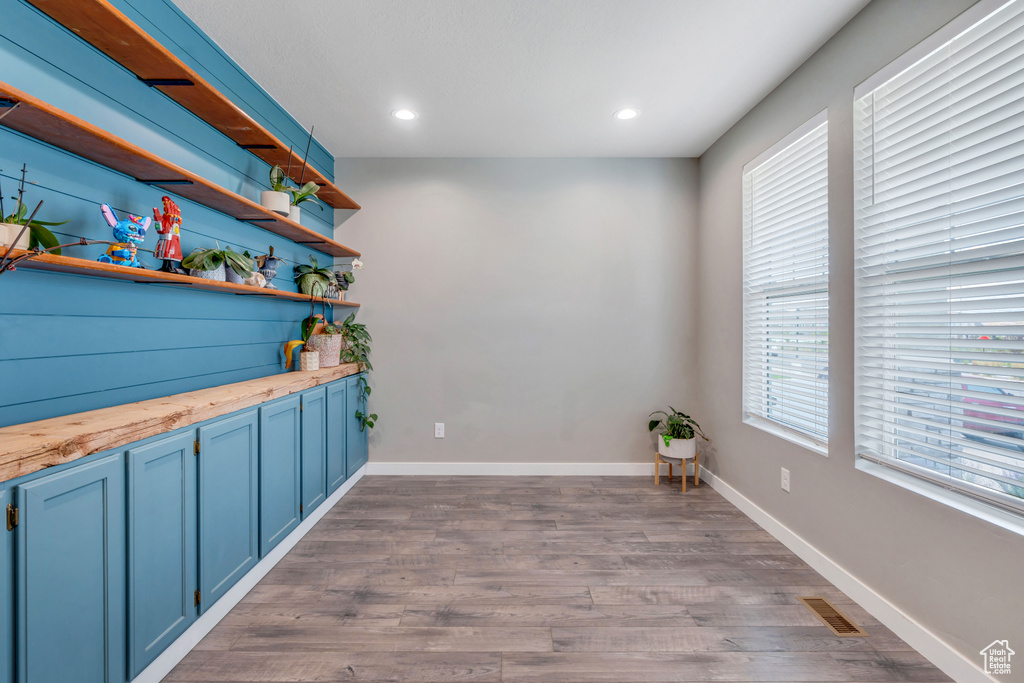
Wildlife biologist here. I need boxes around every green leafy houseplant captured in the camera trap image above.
[182,246,254,278]
[269,165,291,193]
[338,313,376,430]
[294,255,336,296]
[648,407,708,447]
[288,181,324,211]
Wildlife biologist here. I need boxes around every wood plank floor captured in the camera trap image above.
[165,475,951,682]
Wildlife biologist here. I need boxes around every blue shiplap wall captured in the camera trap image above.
[0,0,349,427]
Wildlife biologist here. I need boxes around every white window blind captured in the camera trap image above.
[743,112,829,451]
[854,0,1024,514]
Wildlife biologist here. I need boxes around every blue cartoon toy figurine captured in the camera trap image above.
[97,204,150,268]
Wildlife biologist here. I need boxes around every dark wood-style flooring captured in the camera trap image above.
[165,475,951,682]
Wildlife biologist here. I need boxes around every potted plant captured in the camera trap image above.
[283,309,325,371]
[294,255,336,296]
[337,312,377,431]
[260,165,291,216]
[308,321,344,367]
[648,407,708,460]
[182,246,226,280]
[1,165,66,253]
[287,181,323,223]
[223,247,255,284]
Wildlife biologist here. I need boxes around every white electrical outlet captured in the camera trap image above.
[781,467,791,492]
[434,423,445,438]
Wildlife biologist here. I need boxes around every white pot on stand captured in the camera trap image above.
[657,436,696,461]
[260,190,290,216]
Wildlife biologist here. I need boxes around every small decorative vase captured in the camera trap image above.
[260,255,280,290]
[260,190,290,216]
[308,334,342,367]
[299,349,320,372]
[0,222,30,250]
[225,266,246,284]
[288,205,301,223]
[324,283,342,300]
[189,263,226,281]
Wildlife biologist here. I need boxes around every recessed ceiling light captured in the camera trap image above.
[613,108,641,120]
[392,109,418,120]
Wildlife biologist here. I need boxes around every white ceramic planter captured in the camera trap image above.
[299,350,320,372]
[657,436,696,460]
[260,190,290,216]
[0,222,30,250]
[188,263,226,281]
[288,205,301,223]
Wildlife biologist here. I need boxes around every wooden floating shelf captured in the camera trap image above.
[0,81,359,258]
[0,247,359,308]
[25,0,360,211]
[0,363,362,482]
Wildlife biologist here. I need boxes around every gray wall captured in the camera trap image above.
[334,158,699,464]
[696,0,1023,671]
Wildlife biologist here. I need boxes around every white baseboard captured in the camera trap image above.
[133,465,366,683]
[365,461,695,476]
[699,467,993,683]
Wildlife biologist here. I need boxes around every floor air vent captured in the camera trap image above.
[798,597,868,637]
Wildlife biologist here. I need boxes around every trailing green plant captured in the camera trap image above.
[294,254,336,296]
[336,312,376,430]
[354,375,376,431]
[648,407,708,447]
[1,164,68,255]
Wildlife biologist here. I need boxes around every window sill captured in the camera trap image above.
[742,414,828,457]
[856,457,1024,538]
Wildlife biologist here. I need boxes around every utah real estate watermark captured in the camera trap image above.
[980,640,1014,676]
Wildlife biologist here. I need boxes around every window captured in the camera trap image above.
[742,111,829,453]
[854,0,1024,516]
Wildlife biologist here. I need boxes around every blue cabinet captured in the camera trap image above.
[326,380,348,494]
[346,374,369,476]
[198,410,259,610]
[15,454,126,683]
[259,396,301,556]
[1,488,11,683]
[300,387,327,518]
[127,432,197,678]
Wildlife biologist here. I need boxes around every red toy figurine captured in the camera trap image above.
[153,196,184,273]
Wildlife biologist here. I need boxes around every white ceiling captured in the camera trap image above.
[172,0,870,158]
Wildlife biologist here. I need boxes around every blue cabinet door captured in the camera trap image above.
[127,431,197,678]
[346,374,369,477]
[300,387,327,518]
[15,454,126,683]
[259,396,301,556]
[326,380,348,494]
[198,410,258,611]
[1,487,11,683]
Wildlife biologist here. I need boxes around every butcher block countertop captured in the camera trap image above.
[0,363,362,483]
